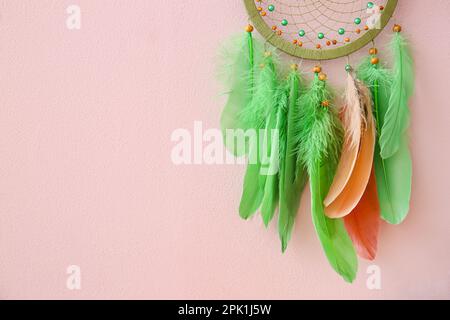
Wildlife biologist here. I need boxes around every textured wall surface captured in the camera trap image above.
[0,0,449,299]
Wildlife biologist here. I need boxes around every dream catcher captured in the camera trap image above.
[218,0,413,282]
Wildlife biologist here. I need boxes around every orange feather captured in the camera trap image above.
[344,168,380,260]
[324,114,375,218]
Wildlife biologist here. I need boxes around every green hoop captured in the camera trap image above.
[243,0,398,60]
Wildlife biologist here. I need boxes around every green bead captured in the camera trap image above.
[281,19,288,26]
[298,29,305,37]
[345,64,352,72]
[367,2,374,8]
[268,5,275,12]
[318,32,324,39]
[354,17,361,25]
[338,28,345,35]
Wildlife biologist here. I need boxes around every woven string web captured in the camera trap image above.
[255,0,387,50]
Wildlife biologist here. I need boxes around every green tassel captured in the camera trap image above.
[218,32,262,156]
[239,52,279,220]
[297,74,357,282]
[379,32,414,159]
[278,68,308,252]
[357,57,412,225]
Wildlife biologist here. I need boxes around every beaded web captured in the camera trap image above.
[251,0,389,57]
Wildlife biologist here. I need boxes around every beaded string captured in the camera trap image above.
[255,0,387,50]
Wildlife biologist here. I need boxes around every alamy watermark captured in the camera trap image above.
[66,5,81,30]
[367,5,382,30]
[171,121,280,175]
[66,265,81,290]
[366,265,381,290]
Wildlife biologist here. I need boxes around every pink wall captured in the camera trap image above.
[0,0,449,299]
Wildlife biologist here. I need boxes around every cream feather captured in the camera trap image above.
[342,73,364,148]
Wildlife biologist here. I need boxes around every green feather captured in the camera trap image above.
[239,53,278,130]
[296,76,343,171]
[239,52,278,220]
[260,99,281,227]
[278,71,308,252]
[218,32,262,156]
[261,85,289,226]
[297,75,357,282]
[239,134,265,219]
[379,32,414,159]
[310,160,358,283]
[357,57,412,224]
[374,136,412,224]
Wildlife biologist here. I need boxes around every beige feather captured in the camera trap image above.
[343,73,364,148]
[324,72,362,206]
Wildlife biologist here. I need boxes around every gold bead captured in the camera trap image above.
[393,24,402,33]
[369,47,378,55]
[313,66,322,74]
[264,51,272,57]
[259,63,266,69]
[245,24,254,33]
[371,57,379,65]
[298,41,303,47]
[318,73,327,81]
[291,64,298,70]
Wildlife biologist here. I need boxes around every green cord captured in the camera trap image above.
[247,32,254,93]
[373,78,381,136]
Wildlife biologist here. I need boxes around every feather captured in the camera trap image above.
[357,57,412,224]
[343,72,365,148]
[260,88,283,226]
[324,82,375,218]
[324,73,363,207]
[278,69,308,252]
[239,52,279,130]
[218,32,263,156]
[297,75,357,282]
[344,168,380,260]
[379,32,414,159]
[374,135,412,224]
[239,137,265,219]
[239,52,278,219]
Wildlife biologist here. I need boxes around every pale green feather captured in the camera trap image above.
[239,52,279,219]
[379,32,414,159]
[297,75,357,282]
[357,57,412,224]
[240,53,278,130]
[218,33,263,156]
[296,76,343,173]
[278,71,308,252]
